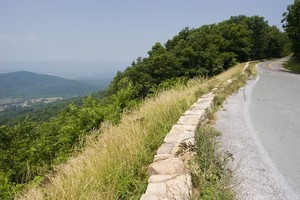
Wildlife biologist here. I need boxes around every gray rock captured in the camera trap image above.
[149,157,185,175]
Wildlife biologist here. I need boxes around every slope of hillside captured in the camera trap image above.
[0,71,98,99]
[18,63,248,199]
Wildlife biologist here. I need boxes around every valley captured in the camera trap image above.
[0,97,64,112]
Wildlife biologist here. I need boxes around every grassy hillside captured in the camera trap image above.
[0,71,98,99]
[19,63,247,200]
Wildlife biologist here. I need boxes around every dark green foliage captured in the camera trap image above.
[283,0,300,57]
[0,96,104,197]
[107,16,288,105]
[0,71,98,99]
[266,26,290,58]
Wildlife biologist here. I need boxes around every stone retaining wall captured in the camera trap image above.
[140,92,215,200]
[141,62,250,200]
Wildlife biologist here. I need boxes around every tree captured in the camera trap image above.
[265,26,289,58]
[282,0,300,57]
[217,18,253,61]
[247,16,269,59]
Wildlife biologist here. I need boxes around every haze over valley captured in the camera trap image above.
[0,70,103,112]
[0,60,129,84]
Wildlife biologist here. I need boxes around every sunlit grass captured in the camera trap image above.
[18,63,246,200]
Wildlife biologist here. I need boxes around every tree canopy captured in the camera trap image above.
[283,0,300,57]
[108,15,288,102]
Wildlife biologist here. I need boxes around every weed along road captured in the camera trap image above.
[214,59,300,199]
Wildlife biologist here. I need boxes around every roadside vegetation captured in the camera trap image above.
[191,62,257,199]
[192,126,234,199]
[283,55,300,73]
[0,15,288,199]
[19,62,247,200]
[282,0,300,72]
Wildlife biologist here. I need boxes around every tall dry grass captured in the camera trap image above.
[18,63,245,200]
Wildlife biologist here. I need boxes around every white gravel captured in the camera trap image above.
[214,77,299,200]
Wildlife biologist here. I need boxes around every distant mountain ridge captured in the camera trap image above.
[0,71,98,99]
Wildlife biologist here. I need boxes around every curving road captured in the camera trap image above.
[251,59,300,194]
[214,59,300,199]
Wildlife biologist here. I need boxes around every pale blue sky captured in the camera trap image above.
[0,0,294,62]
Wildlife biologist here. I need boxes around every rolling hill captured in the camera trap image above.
[0,71,99,99]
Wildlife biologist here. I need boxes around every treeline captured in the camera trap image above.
[107,15,289,103]
[283,0,300,57]
[282,0,300,74]
[0,15,289,199]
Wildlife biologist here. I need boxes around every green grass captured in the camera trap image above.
[190,62,257,199]
[18,79,213,200]
[18,63,247,200]
[283,56,300,73]
[191,126,234,199]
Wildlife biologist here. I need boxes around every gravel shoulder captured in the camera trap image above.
[214,77,299,200]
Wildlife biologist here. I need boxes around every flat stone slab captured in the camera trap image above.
[140,194,162,200]
[184,109,205,116]
[149,157,185,175]
[192,99,213,110]
[157,143,176,155]
[145,182,167,196]
[166,174,192,199]
[154,154,172,162]
[170,124,197,134]
[164,129,194,143]
[177,115,202,126]
[201,92,214,99]
[198,99,213,104]
[148,175,175,183]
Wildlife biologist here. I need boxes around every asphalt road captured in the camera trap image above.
[251,59,300,194]
[214,59,300,199]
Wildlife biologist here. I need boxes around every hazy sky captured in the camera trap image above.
[0,0,294,63]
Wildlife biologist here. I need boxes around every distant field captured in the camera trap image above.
[0,98,13,104]
[0,98,21,105]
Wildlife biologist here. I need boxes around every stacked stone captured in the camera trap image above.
[141,92,215,200]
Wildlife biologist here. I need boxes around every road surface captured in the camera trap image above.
[214,59,300,199]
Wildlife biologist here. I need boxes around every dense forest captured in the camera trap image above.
[0,15,290,199]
